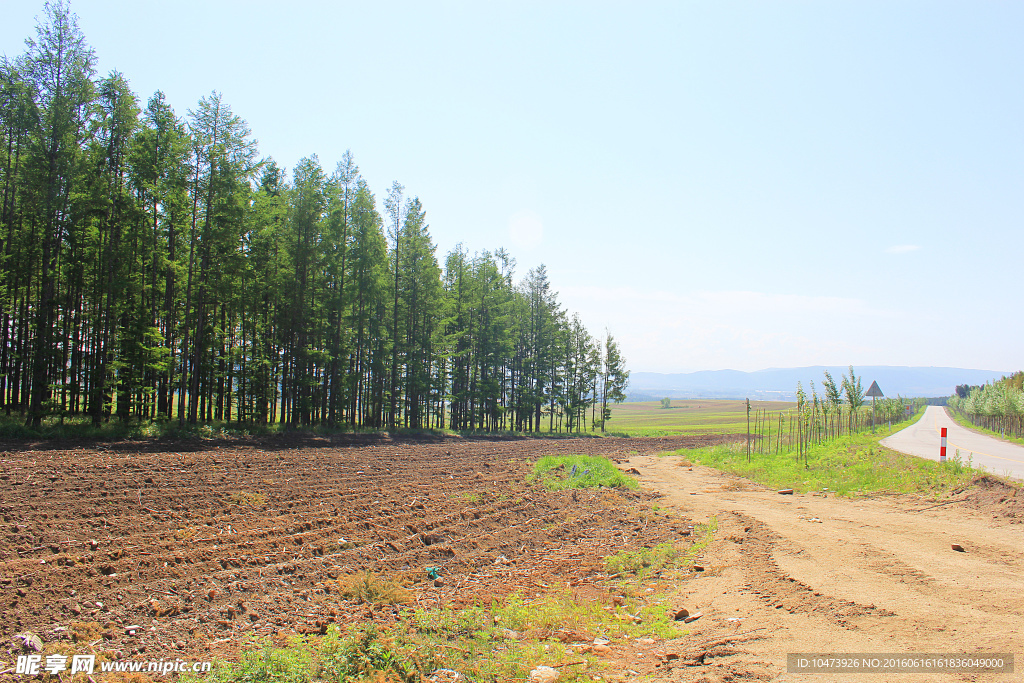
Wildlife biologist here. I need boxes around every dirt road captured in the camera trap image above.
[882,406,1024,480]
[625,455,1024,682]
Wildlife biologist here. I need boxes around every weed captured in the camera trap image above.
[528,454,638,490]
[319,624,413,682]
[194,641,314,683]
[225,490,266,506]
[604,518,716,577]
[338,572,411,606]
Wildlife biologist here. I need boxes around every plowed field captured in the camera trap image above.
[0,432,733,665]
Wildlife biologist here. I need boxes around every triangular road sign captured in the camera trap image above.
[866,380,884,398]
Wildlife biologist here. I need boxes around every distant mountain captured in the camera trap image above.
[627,366,1012,401]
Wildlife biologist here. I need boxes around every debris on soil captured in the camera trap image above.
[13,632,42,652]
[778,488,794,495]
[528,665,561,683]
[683,610,703,623]
[963,475,1024,522]
[429,669,468,683]
[951,543,965,552]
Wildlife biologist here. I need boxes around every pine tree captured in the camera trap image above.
[599,331,629,432]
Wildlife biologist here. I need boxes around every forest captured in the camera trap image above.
[0,2,628,432]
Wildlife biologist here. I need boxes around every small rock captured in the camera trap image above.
[69,603,82,615]
[626,468,641,475]
[16,588,27,597]
[692,565,705,572]
[611,595,624,606]
[593,644,612,655]
[670,608,689,621]
[125,625,141,635]
[593,636,611,646]
[683,610,703,623]
[951,543,965,552]
[636,637,656,645]
[433,577,445,587]
[495,555,510,565]
[808,517,822,523]
[499,628,520,640]
[89,540,99,550]
[778,489,794,495]
[428,670,467,683]
[528,665,560,683]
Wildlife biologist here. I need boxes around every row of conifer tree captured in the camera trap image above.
[0,2,629,430]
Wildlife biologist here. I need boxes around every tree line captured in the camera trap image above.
[948,372,1024,439]
[0,2,629,431]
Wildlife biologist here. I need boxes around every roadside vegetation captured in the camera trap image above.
[947,372,1024,444]
[663,405,988,496]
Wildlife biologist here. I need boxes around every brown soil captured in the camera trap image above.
[618,456,1024,682]
[0,432,730,671]
[5,434,1021,683]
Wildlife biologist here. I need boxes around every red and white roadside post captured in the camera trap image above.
[940,427,947,463]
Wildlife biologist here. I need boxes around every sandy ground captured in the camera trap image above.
[622,455,1023,682]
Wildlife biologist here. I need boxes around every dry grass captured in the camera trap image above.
[338,572,411,605]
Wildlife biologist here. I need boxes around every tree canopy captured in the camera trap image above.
[0,2,627,431]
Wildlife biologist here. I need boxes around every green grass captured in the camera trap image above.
[528,454,639,490]
[605,399,794,437]
[668,428,977,497]
[184,528,711,683]
[946,409,1024,447]
[604,518,716,577]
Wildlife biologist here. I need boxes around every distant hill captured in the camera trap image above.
[627,366,1012,401]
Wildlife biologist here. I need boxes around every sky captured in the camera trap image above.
[3,1,1021,374]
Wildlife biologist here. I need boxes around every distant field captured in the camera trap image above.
[607,399,795,437]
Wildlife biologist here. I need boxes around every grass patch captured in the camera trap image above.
[605,518,716,577]
[337,572,411,606]
[673,433,977,496]
[528,454,638,490]
[224,490,267,506]
[188,504,710,683]
[187,584,687,683]
[946,409,1024,447]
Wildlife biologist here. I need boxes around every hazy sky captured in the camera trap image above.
[4,1,1021,373]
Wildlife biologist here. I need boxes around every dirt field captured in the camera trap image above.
[0,432,731,671]
[3,432,1022,682]
[624,456,1024,682]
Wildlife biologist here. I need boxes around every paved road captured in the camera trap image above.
[881,405,1024,480]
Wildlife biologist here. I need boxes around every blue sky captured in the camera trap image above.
[4,1,1021,373]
